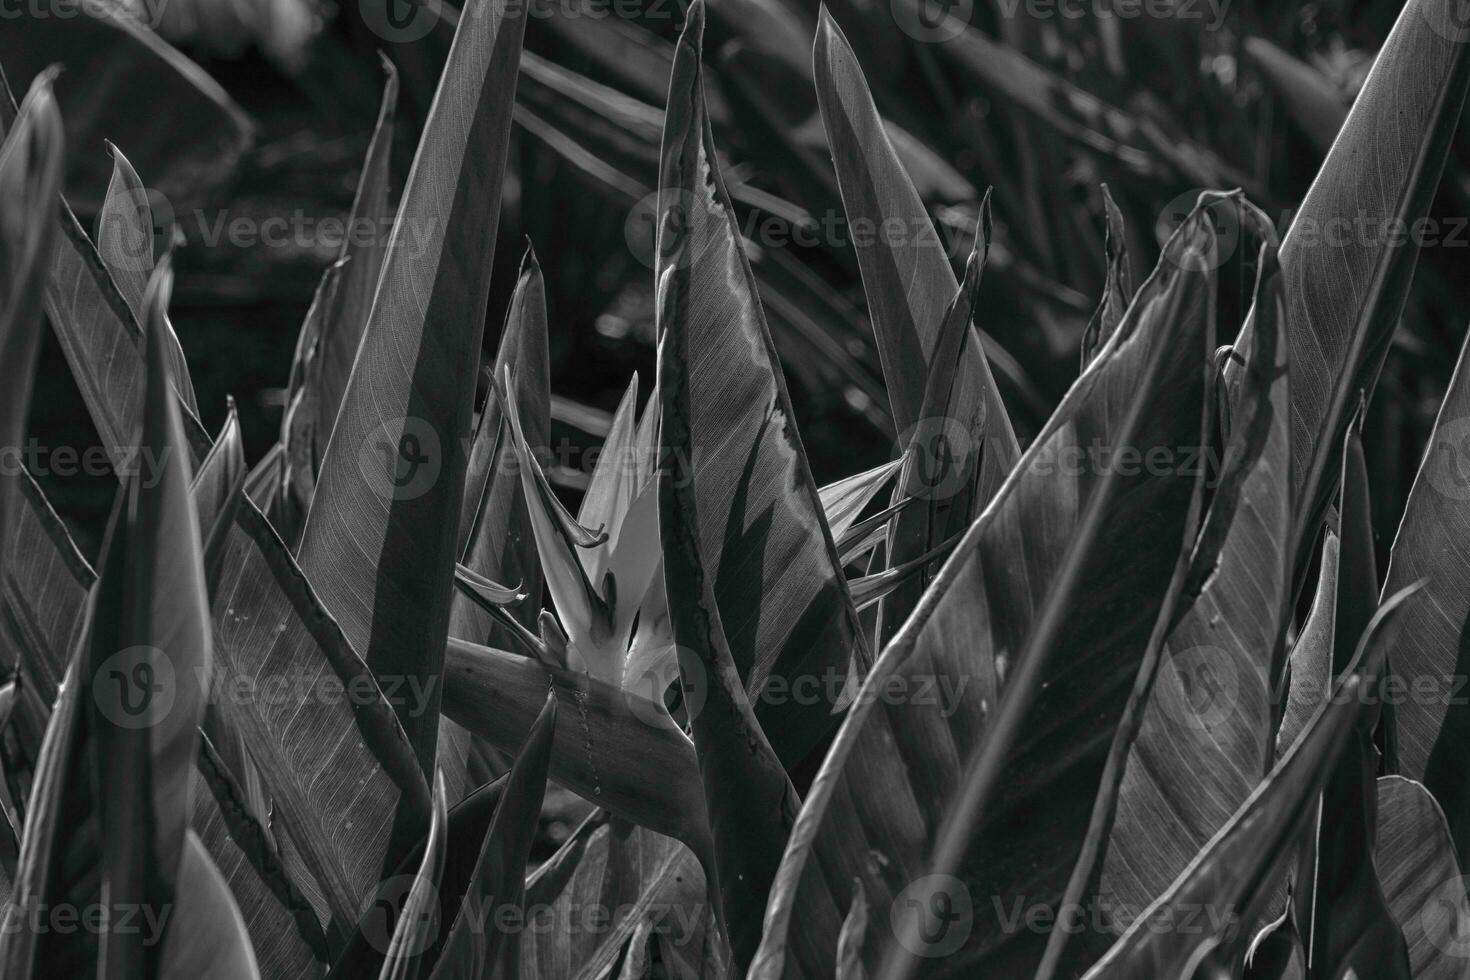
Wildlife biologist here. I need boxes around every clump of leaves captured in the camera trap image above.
[1,0,1469,978]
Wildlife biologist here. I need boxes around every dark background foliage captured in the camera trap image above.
[8,0,1465,577]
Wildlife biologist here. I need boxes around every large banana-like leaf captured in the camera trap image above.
[194,732,328,978]
[1383,326,1470,871]
[95,145,198,415]
[656,16,804,959]
[157,830,262,980]
[1235,0,1470,582]
[0,71,61,572]
[440,638,708,855]
[89,263,215,979]
[1376,775,1470,980]
[751,199,1218,980]
[295,0,527,773]
[1080,589,1420,980]
[1091,241,1291,954]
[428,692,556,978]
[815,12,1018,627]
[653,0,866,769]
[277,62,399,543]
[1302,418,1410,979]
[2,458,329,977]
[517,814,724,980]
[1,273,227,979]
[451,249,551,650]
[0,473,88,814]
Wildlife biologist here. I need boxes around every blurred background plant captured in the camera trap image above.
[3,0,1462,578]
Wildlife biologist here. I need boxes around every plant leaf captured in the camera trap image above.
[1233,0,1470,584]
[0,70,62,572]
[1382,324,1470,873]
[656,0,867,768]
[1375,775,1470,980]
[428,692,556,978]
[295,0,528,771]
[814,8,1018,503]
[517,813,723,980]
[1079,586,1421,980]
[158,830,263,980]
[441,638,710,856]
[95,143,199,415]
[90,259,214,980]
[752,197,1218,980]
[1079,184,1133,370]
[1091,241,1291,951]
